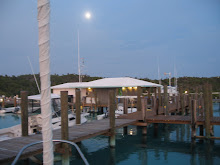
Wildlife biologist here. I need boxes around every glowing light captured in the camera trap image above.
[128,87,132,90]
[185,91,188,94]
[88,87,91,90]
[122,87,126,90]
[133,87,137,90]
[85,12,91,19]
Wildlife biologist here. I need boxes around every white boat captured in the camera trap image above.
[0,107,20,114]
[0,112,88,141]
[0,94,89,141]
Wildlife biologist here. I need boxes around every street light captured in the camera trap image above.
[78,11,92,82]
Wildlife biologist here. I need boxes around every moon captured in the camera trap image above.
[85,12,91,19]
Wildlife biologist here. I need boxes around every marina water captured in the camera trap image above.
[1,103,220,165]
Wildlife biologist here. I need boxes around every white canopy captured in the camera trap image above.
[51,77,162,89]
[28,94,60,100]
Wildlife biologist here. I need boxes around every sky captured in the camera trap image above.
[0,0,220,80]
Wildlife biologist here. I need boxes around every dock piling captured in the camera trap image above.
[75,89,81,125]
[21,91,28,136]
[109,90,116,147]
[191,100,197,139]
[61,91,70,165]
[137,86,142,111]
[164,85,168,116]
[204,84,211,139]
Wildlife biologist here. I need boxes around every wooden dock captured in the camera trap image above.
[0,118,136,164]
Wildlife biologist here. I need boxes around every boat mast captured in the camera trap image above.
[37,0,54,164]
[27,56,41,94]
[157,56,161,85]
[78,28,81,82]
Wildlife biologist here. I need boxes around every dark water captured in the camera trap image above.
[5,103,220,165]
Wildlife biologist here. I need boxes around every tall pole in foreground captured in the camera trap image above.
[37,0,54,164]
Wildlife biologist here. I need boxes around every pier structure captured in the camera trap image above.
[0,81,220,163]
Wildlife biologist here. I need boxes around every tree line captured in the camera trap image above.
[0,74,219,97]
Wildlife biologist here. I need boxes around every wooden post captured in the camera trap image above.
[109,90,116,147]
[188,94,192,116]
[21,91,28,136]
[208,84,214,136]
[164,85,168,115]
[153,88,157,112]
[204,84,210,139]
[94,89,98,111]
[61,91,69,140]
[14,96,17,107]
[123,98,128,114]
[75,89,81,125]
[158,87,162,106]
[141,98,147,122]
[176,95,179,113]
[155,98,159,115]
[179,87,184,115]
[191,100,197,139]
[147,88,151,106]
[137,86,142,111]
[61,91,69,165]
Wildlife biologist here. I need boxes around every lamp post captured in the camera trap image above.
[78,12,91,82]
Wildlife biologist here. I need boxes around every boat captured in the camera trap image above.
[0,94,89,141]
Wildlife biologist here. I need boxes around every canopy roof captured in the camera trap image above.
[51,77,162,89]
[28,94,60,100]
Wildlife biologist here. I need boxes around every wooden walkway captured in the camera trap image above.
[0,118,136,164]
[118,111,220,125]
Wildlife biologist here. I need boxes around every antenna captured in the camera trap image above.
[157,56,161,85]
[27,56,40,93]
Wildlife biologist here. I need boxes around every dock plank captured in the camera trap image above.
[0,118,136,164]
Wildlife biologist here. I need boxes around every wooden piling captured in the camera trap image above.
[21,91,28,136]
[158,87,162,106]
[204,84,211,139]
[188,94,192,116]
[208,84,214,136]
[147,88,151,106]
[123,98,128,114]
[155,98,159,115]
[61,91,69,141]
[176,95,180,113]
[164,85,168,115]
[141,98,147,122]
[179,87,184,115]
[14,96,17,107]
[109,90,116,147]
[61,91,69,165]
[75,89,81,125]
[137,86,142,111]
[191,100,197,139]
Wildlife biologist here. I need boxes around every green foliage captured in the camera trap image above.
[0,74,102,97]
[0,74,219,97]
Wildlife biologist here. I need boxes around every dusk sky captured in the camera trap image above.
[0,0,220,80]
